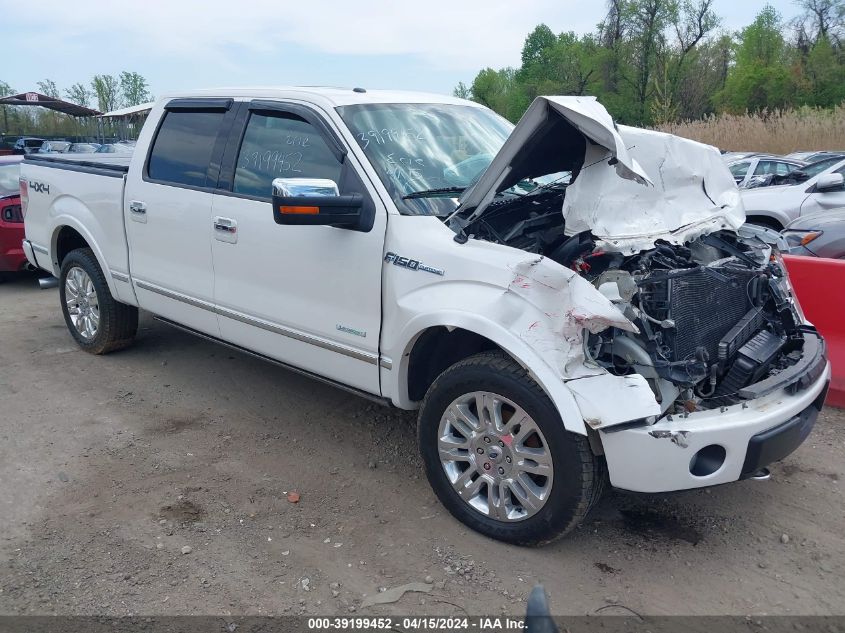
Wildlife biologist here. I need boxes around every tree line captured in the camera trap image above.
[0,72,153,137]
[456,0,845,126]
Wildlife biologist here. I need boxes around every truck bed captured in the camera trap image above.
[24,154,131,176]
[22,154,134,305]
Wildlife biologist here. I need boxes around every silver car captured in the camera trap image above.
[741,158,845,229]
[782,207,845,258]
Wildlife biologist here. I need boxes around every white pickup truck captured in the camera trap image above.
[21,88,830,545]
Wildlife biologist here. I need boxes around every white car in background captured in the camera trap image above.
[728,154,805,189]
[742,157,845,229]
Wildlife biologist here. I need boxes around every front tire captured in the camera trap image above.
[59,248,138,354]
[418,351,604,546]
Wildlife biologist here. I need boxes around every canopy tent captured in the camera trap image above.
[0,92,102,117]
[0,91,102,143]
[99,102,153,118]
[97,102,153,141]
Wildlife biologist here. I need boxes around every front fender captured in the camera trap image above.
[382,256,661,434]
[387,306,591,434]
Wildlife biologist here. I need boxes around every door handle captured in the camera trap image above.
[213,217,238,243]
[128,200,147,223]
[213,218,237,233]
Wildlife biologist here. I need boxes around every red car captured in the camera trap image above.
[0,156,27,279]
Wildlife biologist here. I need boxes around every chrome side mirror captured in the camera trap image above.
[271,177,339,198]
[271,177,363,229]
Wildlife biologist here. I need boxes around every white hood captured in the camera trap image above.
[458,96,746,254]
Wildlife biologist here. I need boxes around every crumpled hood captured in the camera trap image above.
[458,96,746,254]
[563,125,746,253]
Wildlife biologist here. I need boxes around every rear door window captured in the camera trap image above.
[147,110,226,188]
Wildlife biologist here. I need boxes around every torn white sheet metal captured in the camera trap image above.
[507,257,624,376]
[563,126,746,254]
[504,255,661,427]
[567,373,661,429]
[459,96,652,220]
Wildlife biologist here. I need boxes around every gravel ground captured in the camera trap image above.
[1,273,843,616]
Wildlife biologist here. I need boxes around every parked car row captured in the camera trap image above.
[10,137,137,156]
[724,151,845,191]
[723,149,845,258]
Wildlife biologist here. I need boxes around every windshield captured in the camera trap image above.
[337,103,513,216]
[802,156,844,178]
[0,163,21,197]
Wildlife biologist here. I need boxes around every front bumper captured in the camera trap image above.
[599,332,830,493]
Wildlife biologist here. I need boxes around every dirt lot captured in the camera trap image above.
[1,273,843,617]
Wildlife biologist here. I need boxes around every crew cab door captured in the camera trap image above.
[209,100,386,394]
[124,99,236,336]
[800,164,845,217]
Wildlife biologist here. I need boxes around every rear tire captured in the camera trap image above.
[418,351,604,546]
[59,248,138,354]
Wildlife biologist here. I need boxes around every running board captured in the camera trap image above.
[152,316,391,407]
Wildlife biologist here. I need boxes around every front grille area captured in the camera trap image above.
[640,267,759,362]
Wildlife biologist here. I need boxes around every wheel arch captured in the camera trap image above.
[744,211,786,231]
[50,220,120,299]
[388,313,589,436]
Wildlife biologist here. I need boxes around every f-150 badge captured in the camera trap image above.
[384,252,444,276]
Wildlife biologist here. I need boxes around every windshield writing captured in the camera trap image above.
[337,103,512,216]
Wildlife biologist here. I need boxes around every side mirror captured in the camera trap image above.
[816,172,844,192]
[271,178,362,228]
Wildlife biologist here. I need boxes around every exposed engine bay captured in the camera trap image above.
[464,186,809,414]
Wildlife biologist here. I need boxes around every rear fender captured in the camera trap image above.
[49,213,121,300]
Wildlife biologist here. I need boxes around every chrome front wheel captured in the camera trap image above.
[438,391,554,522]
[64,266,100,339]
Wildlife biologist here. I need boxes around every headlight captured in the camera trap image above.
[781,229,823,249]
[771,248,807,324]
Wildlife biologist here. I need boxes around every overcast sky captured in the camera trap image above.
[5,0,800,100]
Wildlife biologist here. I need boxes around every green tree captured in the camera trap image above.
[470,67,520,120]
[716,6,795,112]
[119,71,152,107]
[65,83,93,108]
[91,74,121,112]
[624,0,678,124]
[37,79,60,98]
[453,81,472,100]
[0,80,15,135]
[800,35,845,106]
[793,0,845,43]
[520,24,558,71]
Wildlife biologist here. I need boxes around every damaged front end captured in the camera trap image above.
[579,230,823,415]
[451,96,825,428]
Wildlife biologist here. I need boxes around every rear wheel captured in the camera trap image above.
[59,248,138,354]
[418,351,604,545]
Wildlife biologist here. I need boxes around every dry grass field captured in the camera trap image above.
[657,105,845,154]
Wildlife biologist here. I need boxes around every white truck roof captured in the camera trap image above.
[156,86,481,108]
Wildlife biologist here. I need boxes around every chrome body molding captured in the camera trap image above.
[134,279,216,312]
[31,242,50,255]
[133,278,380,366]
[153,316,390,406]
[111,271,130,283]
[379,357,393,370]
